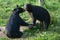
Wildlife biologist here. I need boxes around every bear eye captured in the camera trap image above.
[13,9,16,11]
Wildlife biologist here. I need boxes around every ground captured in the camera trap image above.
[0,26,29,37]
[0,26,60,40]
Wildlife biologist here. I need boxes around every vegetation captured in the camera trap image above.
[0,0,60,40]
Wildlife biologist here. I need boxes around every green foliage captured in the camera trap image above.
[0,38,8,40]
[45,0,59,11]
[0,0,60,40]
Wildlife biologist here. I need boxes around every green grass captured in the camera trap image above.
[0,31,60,40]
[0,0,60,40]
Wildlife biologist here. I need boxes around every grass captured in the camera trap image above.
[0,0,60,40]
[0,31,60,40]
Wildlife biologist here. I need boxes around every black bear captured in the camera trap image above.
[24,4,50,31]
[5,5,29,38]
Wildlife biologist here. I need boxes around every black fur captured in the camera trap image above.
[24,4,50,31]
[5,5,29,38]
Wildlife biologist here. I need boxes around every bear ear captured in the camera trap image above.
[16,5,19,8]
